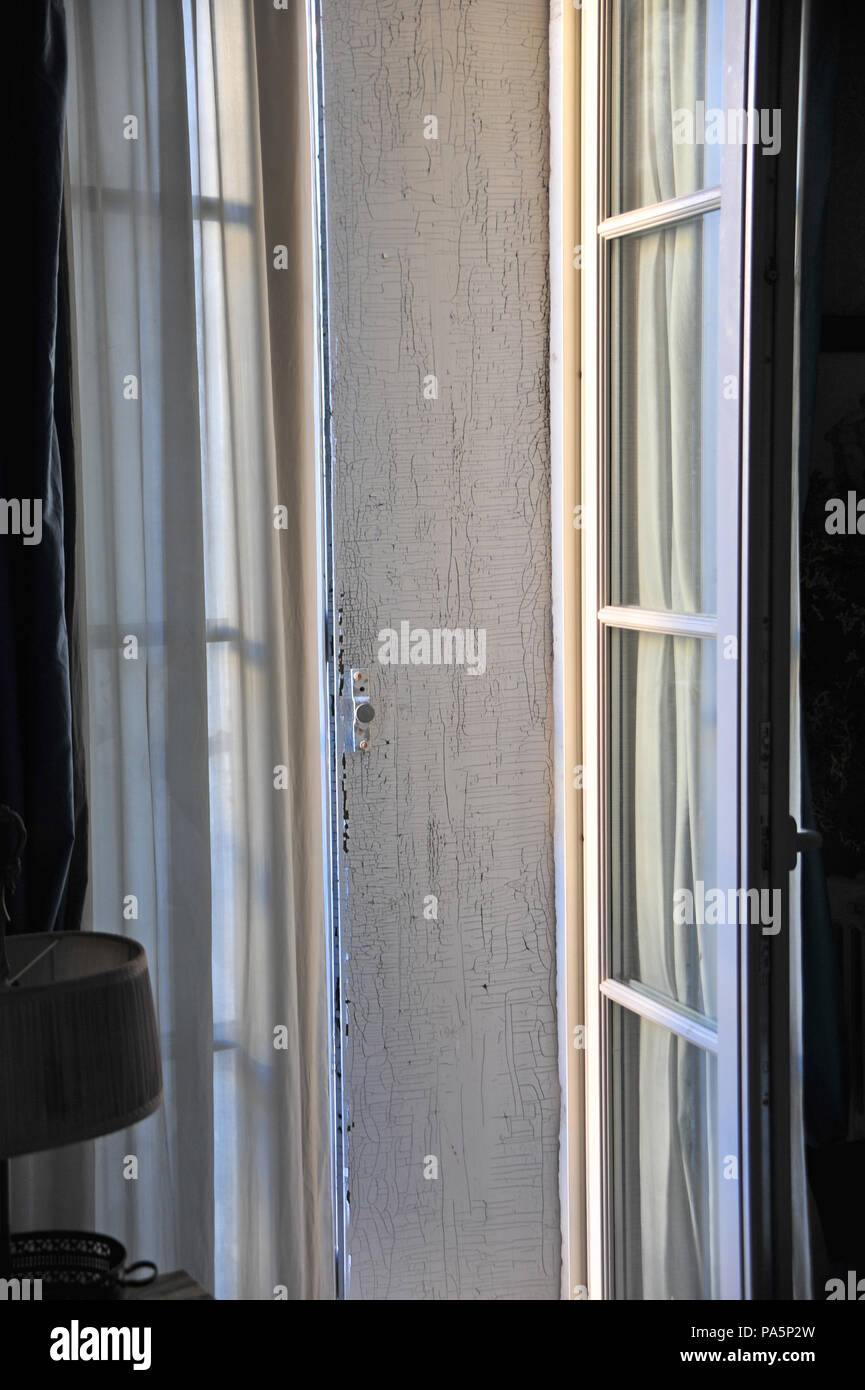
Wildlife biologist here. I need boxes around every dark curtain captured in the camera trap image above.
[1,0,87,934]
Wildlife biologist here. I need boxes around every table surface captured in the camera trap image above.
[123,1269,213,1300]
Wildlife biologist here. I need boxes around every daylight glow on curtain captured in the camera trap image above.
[65,0,333,1298]
[608,0,725,1300]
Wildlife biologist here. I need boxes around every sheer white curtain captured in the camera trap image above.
[626,0,719,1299]
[61,0,334,1299]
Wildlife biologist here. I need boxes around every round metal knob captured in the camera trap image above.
[355,702,375,724]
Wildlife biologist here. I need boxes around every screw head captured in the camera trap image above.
[359,739,369,750]
[353,671,365,683]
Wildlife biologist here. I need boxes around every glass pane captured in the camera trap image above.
[609,1004,719,1299]
[609,212,720,613]
[609,0,727,216]
[609,629,717,1021]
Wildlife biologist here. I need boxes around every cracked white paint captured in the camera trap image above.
[322,0,558,1300]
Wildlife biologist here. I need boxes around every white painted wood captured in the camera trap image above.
[715,0,751,1303]
[581,0,752,1302]
[321,0,559,1301]
[579,0,605,1304]
[599,979,719,1054]
[550,0,586,1304]
[598,186,722,240]
[306,0,344,1288]
[597,605,719,638]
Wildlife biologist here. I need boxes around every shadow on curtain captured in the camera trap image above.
[1,0,88,940]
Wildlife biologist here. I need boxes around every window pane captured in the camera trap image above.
[609,1004,719,1299]
[609,0,726,216]
[609,212,720,613]
[609,629,717,1021]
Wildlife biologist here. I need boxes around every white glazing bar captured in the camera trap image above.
[599,185,722,240]
[598,605,718,638]
[600,978,719,1055]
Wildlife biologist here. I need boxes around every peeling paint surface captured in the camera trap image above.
[321,0,558,1300]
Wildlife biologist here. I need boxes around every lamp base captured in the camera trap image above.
[5,1230,157,1300]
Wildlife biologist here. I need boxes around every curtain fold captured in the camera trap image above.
[56,0,333,1298]
[2,0,86,938]
[629,0,717,1299]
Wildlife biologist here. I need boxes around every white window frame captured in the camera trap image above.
[550,0,586,1303]
[554,0,756,1301]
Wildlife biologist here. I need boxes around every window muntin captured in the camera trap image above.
[608,213,720,614]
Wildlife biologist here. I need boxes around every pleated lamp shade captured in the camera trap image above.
[0,933,163,1159]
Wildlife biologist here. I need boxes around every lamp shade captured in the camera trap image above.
[0,933,163,1158]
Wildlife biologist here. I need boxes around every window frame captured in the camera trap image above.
[576,0,754,1301]
[550,0,586,1302]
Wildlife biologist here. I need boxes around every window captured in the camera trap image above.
[579,0,751,1299]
